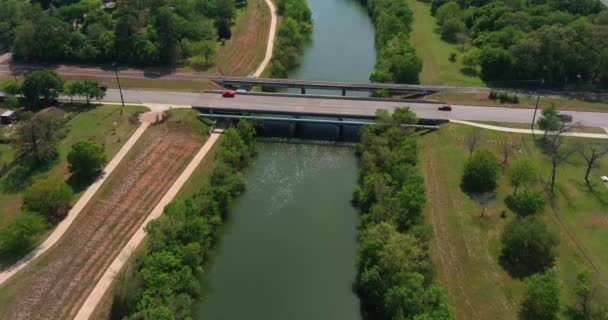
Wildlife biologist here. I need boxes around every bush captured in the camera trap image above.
[489,90,498,100]
[23,178,74,222]
[67,141,107,179]
[461,149,499,194]
[449,52,457,62]
[521,270,560,320]
[512,190,546,216]
[0,211,47,259]
[500,216,558,277]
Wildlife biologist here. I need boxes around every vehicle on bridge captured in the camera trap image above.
[438,105,452,111]
[222,90,237,98]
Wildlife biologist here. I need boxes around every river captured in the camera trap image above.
[288,0,376,95]
[197,142,362,319]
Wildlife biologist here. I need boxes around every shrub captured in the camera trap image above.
[23,178,74,222]
[0,211,47,259]
[449,52,457,62]
[67,141,107,178]
[461,149,499,193]
[500,216,558,277]
[521,270,560,320]
[512,190,546,216]
[489,90,498,100]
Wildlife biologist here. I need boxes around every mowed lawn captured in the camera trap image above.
[216,0,271,76]
[406,0,484,86]
[0,104,148,227]
[420,124,607,319]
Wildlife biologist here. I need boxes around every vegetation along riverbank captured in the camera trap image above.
[106,121,257,319]
[352,108,453,319]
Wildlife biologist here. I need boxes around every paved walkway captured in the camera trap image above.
[251,0,277,77]
[74,129,223,320]
[450,120,608,139]
[0,122,150,285]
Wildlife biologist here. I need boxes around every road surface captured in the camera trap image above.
[96,89,608,128]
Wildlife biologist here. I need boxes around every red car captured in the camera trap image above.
[438,105,452,111]
[222,90,237,98]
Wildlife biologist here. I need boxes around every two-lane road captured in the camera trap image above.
[97,89,608,128]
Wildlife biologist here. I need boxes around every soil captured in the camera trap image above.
[2,124,200,320]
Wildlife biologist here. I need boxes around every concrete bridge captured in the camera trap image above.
[208,76,489,96]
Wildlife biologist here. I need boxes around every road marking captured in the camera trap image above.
[0,122,150,285]
[74,130,223,320]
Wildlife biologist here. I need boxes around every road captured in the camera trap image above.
[97,89,608,128]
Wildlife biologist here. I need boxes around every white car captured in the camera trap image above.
[602,176,608,182]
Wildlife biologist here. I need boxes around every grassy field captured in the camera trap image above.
[432,92,608,113]
[420,124,607,319]
[0,104,148,227]
[216,0,271,76]
[406,0,484,86]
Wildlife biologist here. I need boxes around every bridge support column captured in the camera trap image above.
[336,118,344,141]
[341,89,346,96]
[289,116,301,138]
[301,88,306,95]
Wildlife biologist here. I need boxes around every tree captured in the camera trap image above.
[1,79,21,95]
[67,141,107,178]
[466,128,482,155]
[0,211,47,258]
[544,120,576,195]
[500,216,558,277]
[512,190,546,216]
[441,18,465,42]
[23,178,74,222]
[520,270,560,320]
[435,1,462,26]
[461,149,499,194]
[537,105,560,139]
[573,267,596,319]
[13,113,65,163]
[499,138,517,166]
[508,159,537,195]
[71,80,105,104]
[578,143,608,186]
[21,70,64,110]
[370,34,422,84]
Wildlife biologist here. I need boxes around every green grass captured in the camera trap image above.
[0,104,148,227]
[406,0,484,86]
[420,124,607,319]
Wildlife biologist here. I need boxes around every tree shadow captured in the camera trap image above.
[498,254,540,279]
[66,172,98,194]
[460,67,479,77]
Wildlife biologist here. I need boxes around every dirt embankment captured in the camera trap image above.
[1,124,200,320]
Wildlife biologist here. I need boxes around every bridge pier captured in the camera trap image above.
[336,118,344,141]
[301,88,306,94]
[289,116,302,137]
[341,89,346,96]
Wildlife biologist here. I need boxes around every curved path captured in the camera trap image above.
[251,0,277,77]
[0,122,150,286]
[450,119,608,139]
[74,129,223,320]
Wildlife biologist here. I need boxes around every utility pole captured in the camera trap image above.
[113,63,125,115]
[530,78,544,140]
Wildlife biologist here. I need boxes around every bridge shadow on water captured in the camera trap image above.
[253,121,362,142]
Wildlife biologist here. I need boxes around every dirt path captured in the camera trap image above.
[251,0,277,77]
[74,129,223,320]
[0,125,201,320]
[0,122,149,286]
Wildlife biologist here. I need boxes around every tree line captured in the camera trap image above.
[110,121,257,319]
[0,0,245,68]
[359,0,422,84]
[268,0,313,78]
[352,108,453,319]
[429,0,608,89]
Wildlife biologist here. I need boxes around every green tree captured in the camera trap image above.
[1,79,21,95]
[441,18,465,42]
[521,270,560,320]
[67,141,107,178]
[508,159,537,195]
[370,34,422,84]
[512,190,546,216]
[71,80,105,104]
[436,1,462,25]
[573,267,595,318]
[21,70,64,110]
[461,149,499,193]
[13,113,66,163]
[537,105,560,138]
[23,178,74,222]
[0,211,47,258]
[500,216,559,277]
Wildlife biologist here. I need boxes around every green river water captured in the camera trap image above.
[197,0,376,318]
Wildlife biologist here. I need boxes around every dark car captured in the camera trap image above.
[558,113,573,122]
[438,105,452,111]
[99,85,108,92]
[222,90,237,98]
